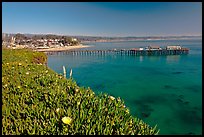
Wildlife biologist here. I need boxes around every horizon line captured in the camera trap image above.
[2,32,202,38]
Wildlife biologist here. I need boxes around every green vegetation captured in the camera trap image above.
[2,48,159,135]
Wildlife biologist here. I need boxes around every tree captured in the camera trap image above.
[15,33,27,40]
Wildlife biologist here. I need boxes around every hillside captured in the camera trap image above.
[2,48,159,135]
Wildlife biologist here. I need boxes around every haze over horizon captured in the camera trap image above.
[1,32,202,38]
[2,2,202,37]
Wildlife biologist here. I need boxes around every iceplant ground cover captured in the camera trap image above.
[2,48,159,135]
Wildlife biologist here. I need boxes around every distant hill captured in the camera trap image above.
[73,35,202,42]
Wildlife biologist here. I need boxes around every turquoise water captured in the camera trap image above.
[47,39,202,135]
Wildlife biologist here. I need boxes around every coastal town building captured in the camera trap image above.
[2,33,80,49]
[72,38,77,41]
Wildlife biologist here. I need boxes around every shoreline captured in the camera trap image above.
[35,44,90,52]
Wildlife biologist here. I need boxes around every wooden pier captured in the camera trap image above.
[45,48,189,56]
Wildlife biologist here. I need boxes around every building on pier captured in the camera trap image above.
[148,46,162,50]
[166,45,182,50]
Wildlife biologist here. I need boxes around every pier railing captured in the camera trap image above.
[45,48,189,56]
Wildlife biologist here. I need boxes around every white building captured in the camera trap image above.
[72,38,77,41]
[166,45,182,50]
[148,46,162,50]
[60,43,64,47]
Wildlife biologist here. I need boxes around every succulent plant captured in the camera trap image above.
[2,48,159,135]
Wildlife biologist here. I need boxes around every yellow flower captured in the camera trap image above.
[111,121,115,126]
[67,86,71,90]
[18,63,22,66]
[90,93,94,96]
[17,86,21,89]
[56,108,60,113]
[126,109,129,114]
[75,88,79,92]
[117,97,121,102]
[109,96,115,100]
[26,72,29,75]
[62,117,72,125]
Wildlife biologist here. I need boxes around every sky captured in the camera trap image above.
[2,2,202,37]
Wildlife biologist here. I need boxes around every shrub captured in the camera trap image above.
[2,48,159,135]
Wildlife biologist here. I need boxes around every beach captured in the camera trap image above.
[35,44,90,52]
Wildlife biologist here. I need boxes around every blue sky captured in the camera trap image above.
[2,2,202,37]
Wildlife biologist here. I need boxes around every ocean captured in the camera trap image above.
[47,39,202,135]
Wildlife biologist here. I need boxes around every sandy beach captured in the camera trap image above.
[35,44,90,52]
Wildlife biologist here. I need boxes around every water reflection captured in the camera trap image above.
[166,55,180,64]
[139,56,143,62]
[148,56,161,62]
